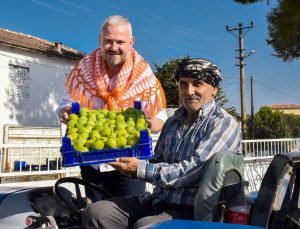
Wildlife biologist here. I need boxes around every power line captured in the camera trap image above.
[93,0,235,55]
[29,0,233,58]
[224,88,241,98]
[224,76,241,79]
[31,0,80,18]
[171,25,235,49]
[30,0,100,28]
[167,45,200,56]
[255,84,296,105]
[255,79,300,100]
[58,0,92,12]
[168,38,224,54]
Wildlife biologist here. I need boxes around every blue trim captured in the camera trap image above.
[143,220,266,229]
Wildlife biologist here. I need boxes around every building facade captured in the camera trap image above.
[270,104,300,115]
[0,28,85,139]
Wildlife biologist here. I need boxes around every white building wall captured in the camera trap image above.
[0,46,80,142]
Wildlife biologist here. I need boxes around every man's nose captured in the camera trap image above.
[111,42,118,51]
[186,84,195,95]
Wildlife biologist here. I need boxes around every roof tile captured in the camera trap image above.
[270,104,300,109]
[0,28,85,60]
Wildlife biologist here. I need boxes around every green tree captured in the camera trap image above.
[267,0,300,61]
[233,0,300,61]
[254,106,290,138]
[154,56,239,116]
[154,57,182,106]
[215,87,240,119]
[282,113,300,137]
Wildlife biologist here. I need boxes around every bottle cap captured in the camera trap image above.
[72,102,80,114]
[134,101,142,110]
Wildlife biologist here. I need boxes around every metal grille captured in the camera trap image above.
[8,64,30,98]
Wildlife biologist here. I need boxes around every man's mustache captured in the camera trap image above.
[182,95,201,100]
[107,51,121,55]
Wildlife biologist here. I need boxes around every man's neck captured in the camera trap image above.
[184,112,198,126]
[107,65,122,79]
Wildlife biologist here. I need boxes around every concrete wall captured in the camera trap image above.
[0,46,80,142]
[274,109,300,116]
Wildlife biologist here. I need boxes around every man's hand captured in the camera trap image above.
[59,105,72,124]
[108,157,139,176]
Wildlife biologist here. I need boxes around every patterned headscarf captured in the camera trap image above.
[173,58,223,88]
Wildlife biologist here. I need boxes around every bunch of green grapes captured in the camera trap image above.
[66,107,150,152]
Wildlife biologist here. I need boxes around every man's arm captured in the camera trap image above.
[58,105,72,124]
[56,68,80,124]
[56,91,75,124]
[137,116,242,188]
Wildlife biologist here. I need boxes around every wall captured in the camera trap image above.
[275,109,300,116]
[0,46,79,142]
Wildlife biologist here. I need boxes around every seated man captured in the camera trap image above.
[82,58,242,229]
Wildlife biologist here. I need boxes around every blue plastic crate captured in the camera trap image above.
[14,160,26,171]
[61,129,153,167]
[60,102,153,167]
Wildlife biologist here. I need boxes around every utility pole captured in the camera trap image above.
[226,22,254,140]
[251,76,254,139]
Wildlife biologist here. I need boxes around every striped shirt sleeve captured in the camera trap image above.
[137,111,241,188]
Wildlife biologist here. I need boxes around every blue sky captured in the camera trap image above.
[1,0,300,114]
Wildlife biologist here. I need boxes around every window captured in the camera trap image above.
[8,64,30,98]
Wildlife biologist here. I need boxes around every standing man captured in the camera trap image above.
[57,15,167,201]
[82,58,242,229]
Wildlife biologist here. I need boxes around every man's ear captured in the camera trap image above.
[98,35,101,47]
[212,87,218,97]
[130,36,135,47]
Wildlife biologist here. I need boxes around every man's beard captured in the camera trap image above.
[104,51,124,66]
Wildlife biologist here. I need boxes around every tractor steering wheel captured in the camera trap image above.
[54,177,113,218]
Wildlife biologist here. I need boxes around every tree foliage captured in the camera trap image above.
[267,0,300,61]
[154,57,182,106]
[253,106,290,138]
[282,113,300,137]
[233,0,300,61]
[154,57,239,117]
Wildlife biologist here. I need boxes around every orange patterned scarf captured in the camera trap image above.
[65,48,166,118]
